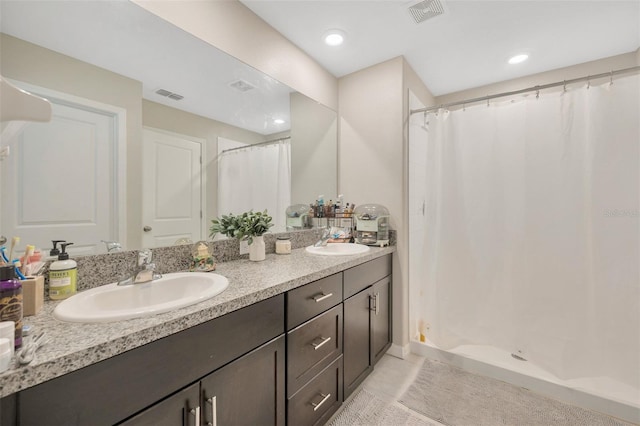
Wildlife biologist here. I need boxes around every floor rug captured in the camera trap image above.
[399,358,634,426]
[329,388,436,426]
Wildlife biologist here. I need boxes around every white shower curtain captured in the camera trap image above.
[217,139,291,232]
[413,74,639,388]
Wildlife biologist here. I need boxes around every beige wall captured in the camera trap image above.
[0,33,144,249]
[339,56,434,353]
[290,92,337,205]
[133,0,338,111]
[436,50,639,106]
[142,100,267,227]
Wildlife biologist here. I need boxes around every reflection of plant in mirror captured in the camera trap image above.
[210,210,274,245]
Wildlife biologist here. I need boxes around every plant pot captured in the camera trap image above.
[249,235,266,262]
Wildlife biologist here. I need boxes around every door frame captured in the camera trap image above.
[4,79,127,248]
[142,126,207,243]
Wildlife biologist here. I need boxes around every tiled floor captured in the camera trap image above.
[328,353,443,425]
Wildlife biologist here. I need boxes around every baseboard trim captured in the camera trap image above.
[386,343,410,359]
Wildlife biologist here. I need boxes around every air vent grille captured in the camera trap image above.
[228,79,256,92]
[409,0,445,24]
[155,88,184,101]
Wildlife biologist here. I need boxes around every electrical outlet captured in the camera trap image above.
[239,240,249,255]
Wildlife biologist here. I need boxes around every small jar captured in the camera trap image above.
[0,266,22,349]
[275,237,291,255]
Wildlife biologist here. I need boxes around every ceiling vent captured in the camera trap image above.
[155,88,184,101]
[228,79,256,93]
[408,0,445,24]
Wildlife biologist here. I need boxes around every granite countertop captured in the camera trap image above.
[0,245,395,397]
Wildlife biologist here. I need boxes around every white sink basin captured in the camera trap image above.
[53,272,229,323]
[305,243,370,256]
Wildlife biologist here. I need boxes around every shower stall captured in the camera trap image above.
[408,70,639,423]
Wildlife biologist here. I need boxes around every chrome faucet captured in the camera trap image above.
[117,249,162,286]
[314,227,332,247]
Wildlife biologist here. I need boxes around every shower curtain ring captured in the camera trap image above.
[486,98,490,108]
[610,71,614,86]
[536,90,540,99]
[587,76,591,89]
[563,80,567,92]
[463,103,466,112]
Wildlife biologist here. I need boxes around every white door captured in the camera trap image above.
[1,98,120,255]
[142,128,203,248]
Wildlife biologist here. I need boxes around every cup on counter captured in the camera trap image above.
[22,276,44,316]
[0,322,14,357]
[0,338,11,373]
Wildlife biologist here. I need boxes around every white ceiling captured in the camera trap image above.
[241,0,640,96]
[0,0,293,135]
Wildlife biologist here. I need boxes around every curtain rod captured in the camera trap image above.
[410,65,640,115]
[221,136,291,154]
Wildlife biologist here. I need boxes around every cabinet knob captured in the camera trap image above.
[143,225,152,232]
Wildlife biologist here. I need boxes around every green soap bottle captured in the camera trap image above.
[48,242,77,300]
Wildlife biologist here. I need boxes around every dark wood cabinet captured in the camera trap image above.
[13,295,284,426]
[121,336,285,426]
[201,336,286,426]
[120,383,200,426]
[342,256,392,400]
[343,286,373,398]
[371,276,391,365]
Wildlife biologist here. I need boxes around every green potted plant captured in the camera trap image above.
[210,210,273,261]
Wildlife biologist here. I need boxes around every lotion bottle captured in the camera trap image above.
[49,242,77,300]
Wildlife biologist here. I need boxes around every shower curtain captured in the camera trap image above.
[217,139,291,232]
[412,74,639,388]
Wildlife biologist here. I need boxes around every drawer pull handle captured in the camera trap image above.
[313,293,333,303]
[375,292,380,315]
[311,393,332,411]
[311,336,332,350]
[189,406,200,426]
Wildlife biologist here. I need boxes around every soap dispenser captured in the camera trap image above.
[48,242,77,300]
[47,240,65,261]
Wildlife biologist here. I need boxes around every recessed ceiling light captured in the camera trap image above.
[324,29,345,46]
[508,54,529,65]
[273,118,285,125]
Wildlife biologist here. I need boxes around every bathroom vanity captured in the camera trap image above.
[0,247,393,426]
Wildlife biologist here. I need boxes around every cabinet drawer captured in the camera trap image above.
[344,255,391,299]
[288,355,343,426]
[287,273,342,330]
[287,304,342,397]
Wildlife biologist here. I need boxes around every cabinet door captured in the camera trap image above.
[119,382,200,426]
[343,288,373,400]
[371,277,391,365]
[201,335,285,426]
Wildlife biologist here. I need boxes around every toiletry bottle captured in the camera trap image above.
[0,265,22,349]
[49,242,77,300]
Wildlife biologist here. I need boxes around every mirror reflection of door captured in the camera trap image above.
[1,82,125,255]
[142,128,204,248]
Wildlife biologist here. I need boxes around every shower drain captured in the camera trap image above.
[511,353,527,361]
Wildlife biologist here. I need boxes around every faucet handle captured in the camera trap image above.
[138,249,152,266]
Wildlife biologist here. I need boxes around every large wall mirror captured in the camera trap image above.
[0,0,337,254]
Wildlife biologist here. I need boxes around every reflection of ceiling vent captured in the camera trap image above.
[228,79,256,92]
[409,0,445,24]
[155,88,184,101]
